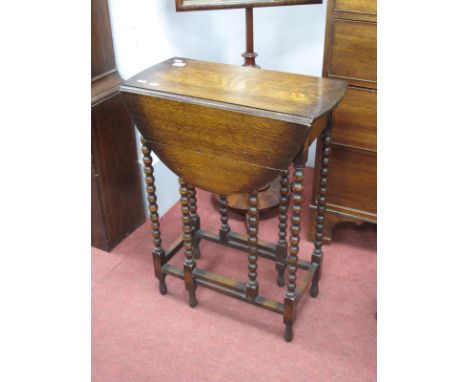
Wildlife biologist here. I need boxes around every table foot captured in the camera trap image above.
[189,291,198,308]
[310,282,319,298]
[284,323,293,342]
[158,274,167,295]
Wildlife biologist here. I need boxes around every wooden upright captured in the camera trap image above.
[91,0,145,251]
[308,0,377,242]
[121,58,346,341]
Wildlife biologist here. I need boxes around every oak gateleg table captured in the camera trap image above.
[120,58,347,341]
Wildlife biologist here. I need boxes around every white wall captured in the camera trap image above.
[108,0,328,216]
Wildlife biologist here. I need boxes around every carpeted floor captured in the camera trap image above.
[92,168,376,382]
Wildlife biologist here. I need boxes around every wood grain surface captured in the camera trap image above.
[121,58,346,195]
[122,58,346,124]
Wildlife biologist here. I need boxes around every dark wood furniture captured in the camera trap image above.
[308,0,377,243]
[91,0,145,251]
[120,58,346,341]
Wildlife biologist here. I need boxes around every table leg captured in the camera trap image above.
[311,113,333,298]
[141,137,167,295]
[246,191,259,299]
[187,184,201,259]
[276,169,289,287]
[179,178,197,307]
[283,155,305,342]
[219,195,231,242]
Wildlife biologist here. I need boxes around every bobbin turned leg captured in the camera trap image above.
[179,179,197,307]
[276,169,289,287]
[141,137,167,295]
[311,113,333,298]
[219,195,231,242]
[187,184,201,259]
[245,192,259,299]
[283,152,306,342]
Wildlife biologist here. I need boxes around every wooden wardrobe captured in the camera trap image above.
[91,0,145,251]
[308,0,377,242]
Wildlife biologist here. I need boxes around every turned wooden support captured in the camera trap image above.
[242,8,259,68]
[283,152,307,342]
[187,184,200,230]
[275,169,289,287]
[179,178,197,307]
[311,112,333,298]
[187,184,201,259]
[141,137,167,295]
[219,195,231,241]
[245,191,259,299]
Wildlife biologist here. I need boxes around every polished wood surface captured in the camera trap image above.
[122,58,346,341]
[331,87,376,151]
[327,147,376,214]
[91,0,116,79]
[308,0,377,243]
[176,0,322,11]
[335,0,376,13]
[326,20,377,88]
[122,58,346,194]
[91,0,145,251]
[91,95,146,250]
[334,0,376,20]
[332,0,376,22]
[123,58,346,122]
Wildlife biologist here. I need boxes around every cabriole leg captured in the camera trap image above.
[311,113,333,298]
[276,169,289,287]
[245,191,259,299]
[179,179,197,307]
[141,137,167,295]
[187,184,201,259]
[283,156,305,342]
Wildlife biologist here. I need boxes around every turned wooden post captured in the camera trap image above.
[245,191,259,299]
[242,8,259,68]
[283,152,306,342]
[141,137,167,294]
[219,195,231,241]
[179,178,197,307]
[275,169,289,287]
[311,112,333,298]
[187,184,201,259]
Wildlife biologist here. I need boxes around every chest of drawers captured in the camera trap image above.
[308,0,377,242]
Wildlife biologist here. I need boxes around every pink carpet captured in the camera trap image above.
[92,168,376,382]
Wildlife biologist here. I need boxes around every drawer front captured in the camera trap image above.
[332,87,376,151]
[327,146,376,214]
[334,0,376,14]
[326,20,377,88]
